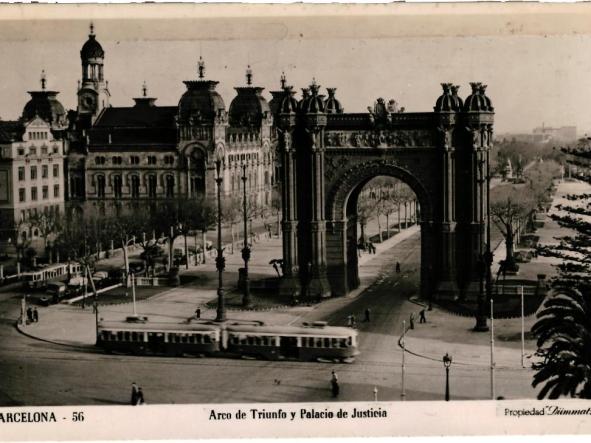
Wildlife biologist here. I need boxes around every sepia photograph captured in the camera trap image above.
[1,3,591,439]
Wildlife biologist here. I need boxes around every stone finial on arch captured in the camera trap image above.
[325,160,432,222]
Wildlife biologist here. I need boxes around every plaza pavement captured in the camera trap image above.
[17,218,420,347]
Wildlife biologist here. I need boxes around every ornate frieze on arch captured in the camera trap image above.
[323,129,435,149]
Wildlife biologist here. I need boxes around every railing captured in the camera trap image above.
[135,277,169,287]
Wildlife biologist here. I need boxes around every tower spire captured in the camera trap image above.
[198,56,205,79]
[280,71,287,89]
[40,70,46,90]
[89,21,94,36]
[246,65,253,86]
[142,80,147,97]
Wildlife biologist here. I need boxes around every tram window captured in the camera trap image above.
[332,338,339,347]
[203,335,211,344]
[261,336,268,346]
[348,337,353,346]
[324,338,330,348]
[181,335,187,344]
[315,337,323,347]
[340,338,348,348]
[241,337,248,345]
[117,331,123,341]
[247,337,254,345]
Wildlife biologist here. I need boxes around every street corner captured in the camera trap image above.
[16,303,97,347]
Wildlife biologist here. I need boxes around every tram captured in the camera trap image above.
[97,321,222,356]
[21,262,82,289]
[96,320,359,363]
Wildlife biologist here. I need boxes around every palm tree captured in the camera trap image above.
[532,287,591,399]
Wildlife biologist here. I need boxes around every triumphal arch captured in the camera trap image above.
[275,82,494,303]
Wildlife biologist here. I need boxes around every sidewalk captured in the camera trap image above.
[17,225,420,348]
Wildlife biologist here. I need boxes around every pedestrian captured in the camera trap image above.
[419,309,426,324]
[371,243,376,254]
[410,312,416,330]
[195,307,201,319]
[130,382,139,405]
[136,387,145,405]
[396,262,401,273]
[364,308,371,323]
[33,307,39,323]
[26,306,33,323]
[347,315,353,327]
[351,314,357,328]
[272,261,280,277]
[330,371,340,398]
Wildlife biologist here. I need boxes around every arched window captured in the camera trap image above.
[113,175,123,199]
[96,175,105,198]
[131,175,140,199]
[165,175,175,198]
[148,175,157,199]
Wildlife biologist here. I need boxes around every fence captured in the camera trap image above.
[135,277,169,287]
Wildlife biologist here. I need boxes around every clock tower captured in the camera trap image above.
[77,22,110,127]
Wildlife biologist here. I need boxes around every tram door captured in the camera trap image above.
[279,337,299,359]
[147,332,166,354]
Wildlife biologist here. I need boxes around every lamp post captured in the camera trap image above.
[215,159,226,322]
[474,157,489,332]
[443,352,452,401]
[241,163,252,308]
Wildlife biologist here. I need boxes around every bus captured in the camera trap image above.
[21,262,82,289]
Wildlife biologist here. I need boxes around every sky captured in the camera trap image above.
[1,15,591,134]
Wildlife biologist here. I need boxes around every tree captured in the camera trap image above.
[270,189,282,236]
[357,198,375,245]
[223,197,241,253]
[29,211,62,264]
[532,147,591,399]
[490,185,536,272]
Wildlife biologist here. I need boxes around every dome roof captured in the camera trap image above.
[300,82,325,114]
[81,34,104,60]
[228,86,270,127]
[269,90,287,118]
[279,87,298,114]
[178,80,226,122]
[464,82,493,112]
[22,91,67,129]
[324,88,343,114]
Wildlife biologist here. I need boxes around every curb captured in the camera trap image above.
[14,320,96,351]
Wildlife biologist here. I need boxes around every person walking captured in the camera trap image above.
[26,306,33,323]
[347,315,353,327]
[410,312,416,330]
[419,309,427,324]
[131,382,139,405]
[351,314,357,328]
[135,387,145,405]
[364,308,371,323]
[330,371,340,398]
[396,262,401,273]
[32,307,39,323]
[195,307,201,319]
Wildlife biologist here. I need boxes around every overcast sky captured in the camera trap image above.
[1,16,590,134]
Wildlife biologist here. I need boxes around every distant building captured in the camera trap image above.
[532,124,577,143]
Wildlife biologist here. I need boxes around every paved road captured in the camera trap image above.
[0,232,536,406]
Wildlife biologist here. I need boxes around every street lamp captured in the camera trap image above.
[443,352,452,401]
[241,163,252,308]
[474,156,489,332]
[215,158,226,322]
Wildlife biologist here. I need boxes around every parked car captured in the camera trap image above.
[128,261,146,276]
[92,271,109,288]
[41,281,67,305]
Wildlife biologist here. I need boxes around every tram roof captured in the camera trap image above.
[225,324,356,337]
[98,321,221,332]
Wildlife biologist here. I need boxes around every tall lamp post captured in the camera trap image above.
[474,157,489,332]
[241,164,252,308]
[443,352,452,401]
[215,159,226,322]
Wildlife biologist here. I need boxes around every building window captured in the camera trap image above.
[165,175,175,198]
[52,146,58,154]
[112,156,123,165]
[113,175,122,198]
[18,188,25,202]
[164,155,174,165]
[148,175,157,198]
[96,175,105,198]
[54,184,60,198]
[147,156,157,165]
[31,187,38,201]
[131,175,140,198]
[53,164,59,177]
[18,167,25,181]
[42,165,48,178]
[41,146,48,155]
[130,156,140,165]
[95,156,106,165]
[29,147,36,156]
[30,166,37,180]
[42,186,48,200]
[17,148,25,156]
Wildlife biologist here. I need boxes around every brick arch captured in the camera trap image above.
[326,160,432,223]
